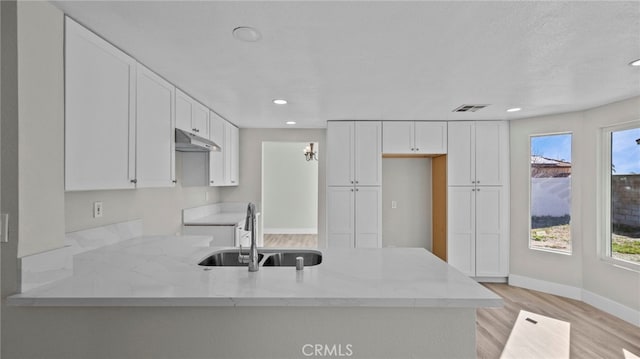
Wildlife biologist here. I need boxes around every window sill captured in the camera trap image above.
[528,246,572,256]
[601,257,640,274]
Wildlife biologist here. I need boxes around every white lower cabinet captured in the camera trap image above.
[327,186,381,248]
[447,186,508,277]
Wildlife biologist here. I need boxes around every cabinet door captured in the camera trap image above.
[415,122,447,154]
[355,186,382,248]
[229,124,240,185]
[354,122,382,186]
[65,18,136,191]
[327,187,355,248]
[447,122,475,186]
[208,112,226,186]
[447,187,475,276]
[475,122,507,186]
[382,121,413,154]
[327,122,355,186]
[475,186,508,277]
[192,101,210,139]
[135,64,176,188]
[175,89,193,133]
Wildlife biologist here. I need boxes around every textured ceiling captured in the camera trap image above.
[52,1,640,128]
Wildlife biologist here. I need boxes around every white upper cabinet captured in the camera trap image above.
[354,122,382,186]
[65,17,137,191]
[327,121,381,186]
[135,64,176,188]
[227,123,240,185]
[175,89,209,138]
[327,121,354,186]
[414,122,447,154]
[208,111,226,186]
[383,121,447,155]
[447,121,507,186]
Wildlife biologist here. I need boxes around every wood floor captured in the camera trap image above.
[478,283,640,359]
[260,237,640,358]
[263,233,318,248]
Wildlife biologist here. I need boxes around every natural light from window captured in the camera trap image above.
[530,133,572,253]
[608,126,640,265]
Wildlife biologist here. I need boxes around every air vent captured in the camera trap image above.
[452,104,489,113]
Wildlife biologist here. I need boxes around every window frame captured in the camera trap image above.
[528,131,573,255]
[600,121,640,271]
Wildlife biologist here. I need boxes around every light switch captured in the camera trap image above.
[391,200,397,209]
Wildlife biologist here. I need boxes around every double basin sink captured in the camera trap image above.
[198,249,322,267]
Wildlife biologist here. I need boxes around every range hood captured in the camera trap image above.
[175,129,221,152]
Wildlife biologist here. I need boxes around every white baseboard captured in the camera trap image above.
[508,274,640,327]
[263,228,317,235]
[508,274,582,300]
[582,290,640,327]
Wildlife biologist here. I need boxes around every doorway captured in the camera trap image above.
[261,141,319,248]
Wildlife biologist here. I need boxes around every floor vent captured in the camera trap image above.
[452,104,489,112]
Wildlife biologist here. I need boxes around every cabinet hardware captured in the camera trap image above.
[356,188,359,191]
[130,179,137,184]
[350,189,354,192]
[172,180,177,183]
[210,181,214,184]
[351,180,354,184]
[355,181,359,184]
[416,148,419,151]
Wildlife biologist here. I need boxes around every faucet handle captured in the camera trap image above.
[238,244,249,264]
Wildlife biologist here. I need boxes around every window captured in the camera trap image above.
[530,133,572,253]
[604,124,640,267]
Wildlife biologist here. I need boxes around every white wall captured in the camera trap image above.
[382,158,432,250]
[16,0,65,257]
[510,96,640,313]
[65,152,221,235]
[262,142,318,233]
[219,129,327,247]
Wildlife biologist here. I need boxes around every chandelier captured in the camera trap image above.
[304,143,318,161]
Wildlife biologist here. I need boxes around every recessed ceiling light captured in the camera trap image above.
[273,99,288,105]
[286,121,296,125]
[506,107,522,112]
[232,26,262,42]
[629,59,640,67]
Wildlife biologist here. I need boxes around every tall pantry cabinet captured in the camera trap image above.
[327,121,382,248]
[447,121,509,278]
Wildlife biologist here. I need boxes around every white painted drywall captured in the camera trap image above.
[510,96,640,312]
[262,142,318,233]
[16,0,65,257]
[382,158,432,250]
[219,128,327,247]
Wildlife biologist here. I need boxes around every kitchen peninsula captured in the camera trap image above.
[8,232,501,358]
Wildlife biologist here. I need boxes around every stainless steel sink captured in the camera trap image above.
[262,251,322,267]
[198,250,264,266]
[198,249,322,267]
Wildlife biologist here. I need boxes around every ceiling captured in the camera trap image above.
[52,1,640,128]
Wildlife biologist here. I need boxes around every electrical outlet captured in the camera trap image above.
[93,201,103,218]
[205,191,209,201]
[0,213,8,243]
[391,200,397,209]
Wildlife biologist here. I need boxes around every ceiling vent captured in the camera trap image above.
[452,104,489,113]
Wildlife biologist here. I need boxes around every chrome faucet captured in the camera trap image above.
[242,202,259,272]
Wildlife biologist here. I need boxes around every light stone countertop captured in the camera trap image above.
[182,212,247,226]
[7,235,503,308]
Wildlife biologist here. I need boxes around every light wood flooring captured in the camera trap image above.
[263,234,318,248]
[478,283,640,359]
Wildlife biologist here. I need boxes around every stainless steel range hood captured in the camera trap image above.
[175,129,220,152]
